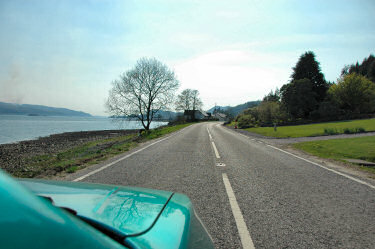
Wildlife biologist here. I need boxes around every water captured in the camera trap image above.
[0,115,168,144]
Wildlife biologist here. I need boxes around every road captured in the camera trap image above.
[68,122,375,249]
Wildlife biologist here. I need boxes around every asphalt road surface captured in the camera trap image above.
[68,122,375,249]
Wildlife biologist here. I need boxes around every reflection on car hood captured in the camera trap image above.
[19,179,172,236]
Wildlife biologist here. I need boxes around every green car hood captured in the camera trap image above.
[19,179,172,236]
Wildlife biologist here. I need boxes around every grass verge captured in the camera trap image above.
[292,136,375,174]
[16,123,192,178]
[243,118,375,138]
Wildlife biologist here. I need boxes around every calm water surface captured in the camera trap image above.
[0,115,167,144]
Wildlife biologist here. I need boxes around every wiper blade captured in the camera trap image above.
[77,216,125,243]
[38,195,126,244]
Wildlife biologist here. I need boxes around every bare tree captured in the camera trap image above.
[175,89,192,111]
[191,89,203,111]
[175,89,203,111]
[106,58,179,130]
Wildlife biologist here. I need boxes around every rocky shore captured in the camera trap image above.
[0,130,138,177]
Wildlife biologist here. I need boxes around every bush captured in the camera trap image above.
[343,128,351,134]
[324,127,366,135]
[328,73,375,114]
[237,114,256,129]
[324,128,339,135]
[357,127,366,133]
[343,127,366,134]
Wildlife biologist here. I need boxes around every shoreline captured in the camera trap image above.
[0,129,138,177]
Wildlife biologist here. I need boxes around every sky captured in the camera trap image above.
[0,0,374,116]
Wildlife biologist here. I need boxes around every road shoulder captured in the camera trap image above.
[224,125,375,184]
[53,125,194,181]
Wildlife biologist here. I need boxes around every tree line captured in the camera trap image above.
[235,52,375,128]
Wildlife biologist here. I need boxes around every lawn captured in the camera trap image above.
[293,136,375,174]
[16,123,192,178]
[243,118,375,138]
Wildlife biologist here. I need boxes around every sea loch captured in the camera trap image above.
[0,115,167,144]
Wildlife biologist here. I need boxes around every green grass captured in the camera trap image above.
[293,136,375,174]
[140,123,192,140]
[227,121,236,127]
[16,123,192,178]
[243,118,375,138]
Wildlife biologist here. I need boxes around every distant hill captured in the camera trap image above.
[207,101,261,117]
[207,106,231,113]
[0,102,92,117]
[227,101,261,116]
[154,110,181,120]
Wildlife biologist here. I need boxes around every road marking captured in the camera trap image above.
[216,163,226,167]
[207,127,213,140]
[222,127,265,145]
[222,173,255,249]
[267,144,375,190]
[73,125,192,182]
[211,141,221,159]
[218,126,255,142]
[223,125,375,189]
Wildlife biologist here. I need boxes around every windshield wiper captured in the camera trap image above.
[38,195,128,245]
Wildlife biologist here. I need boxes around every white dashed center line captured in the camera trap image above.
[212,141,221,159]
[209,125,256,248]
[207,128,213,140]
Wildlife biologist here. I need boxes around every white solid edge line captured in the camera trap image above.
[221,126,375,190]
[222,173,255,249]
[211,141,221,159]
[267,144,375,190]
[73,125,191,182]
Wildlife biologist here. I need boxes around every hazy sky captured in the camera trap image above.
[1,0,374,116]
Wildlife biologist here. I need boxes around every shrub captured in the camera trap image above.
[237,114,256,129]
[343,127,366,134]
[324,128,339,135]
[328,73,375,114]
[324,127,366,135]
[343,128,351,134]
[356,127,366,133]
[67,166,79,173]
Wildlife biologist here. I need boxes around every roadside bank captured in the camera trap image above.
[0,123,191,178]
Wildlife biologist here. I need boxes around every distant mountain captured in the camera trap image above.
[0,102,92,117]
[207,101,261,117]
[206,106,231,113]
[153,110,181,120]
[227,101,261,116]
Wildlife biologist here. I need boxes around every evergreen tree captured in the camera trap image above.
[263,88,280,102]
[281,79,317,119]
[341,54,375,82]
[291,51,328,102]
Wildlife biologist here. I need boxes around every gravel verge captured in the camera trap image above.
[0,130,138,177]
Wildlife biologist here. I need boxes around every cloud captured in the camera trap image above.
[173,49,291,109]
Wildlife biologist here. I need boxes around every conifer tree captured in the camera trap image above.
[291,51,328,102]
